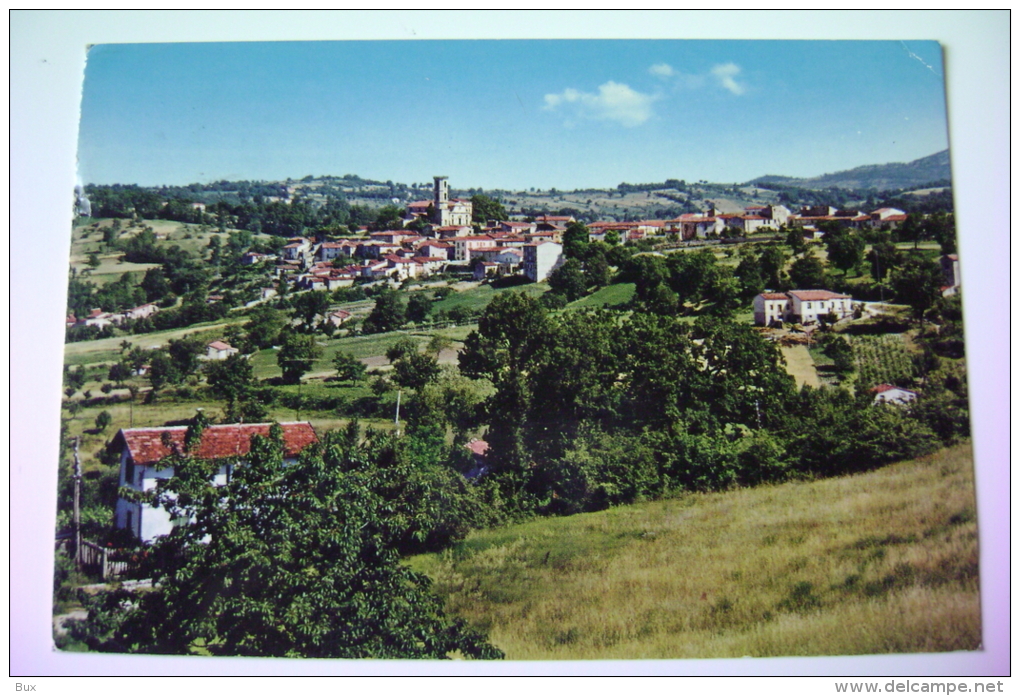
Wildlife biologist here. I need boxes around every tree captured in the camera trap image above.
[867,241,902,282]
[818,333,855,373]
[205,354,255,410]
[362,288,405,334]
[392,350,441,392]
[891,257,943,324]
[245,306,288,349]
[758,245,788,290]
[369,205,405,231]
[292,290,331,331]
[562,221,590,260]
[734,249,766,299]
[547,258,587,302]
[406,292,432,325]
[94,410,113,432]
[147,351,179,395]
[332,352,367,386]
[277,333,323,384]
[87,252,101,269]
[469,194,507,224]
[167,336,206,382]
[583,243,612,289]
[70,428,502,659]
[788,252,828,289]
[426,334,453,358]
[825,231,865,276]
[925,212,957,255]
[784,226,808,255]
[459,291,548,381]
[892,213,921,249]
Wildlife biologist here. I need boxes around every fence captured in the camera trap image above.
[78,540,131,580]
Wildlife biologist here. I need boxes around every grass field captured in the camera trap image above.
[567,283,636,309]
[431,280,549,316]
[63,316,248,367]
[408,444,979,660]
[779,344,821,388]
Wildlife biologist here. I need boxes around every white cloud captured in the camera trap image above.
[711,62,746,95]
[649,63,674,78]
[543,81,658,127]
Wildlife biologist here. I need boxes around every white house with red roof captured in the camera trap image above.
[316,241,358,262]
[871,384,918,406]
[120,303,159,322]
[281,238,312,261]
[205,340,239,360]
[677,213,725,240]
[78,308,116,329]
[416,241,454,260]
[383,255,423,281]
[752,293,792,327]
[787,290,853,324]
[329,309,353,327]
[752,289,854,326]
[112,422,319,542]
[523,241,564,282]
[453,235,498,261]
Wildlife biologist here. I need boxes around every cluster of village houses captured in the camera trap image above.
[244,177,919,297]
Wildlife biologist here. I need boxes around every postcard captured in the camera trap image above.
[50,38,980,665]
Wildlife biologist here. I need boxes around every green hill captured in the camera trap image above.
[750,150,951,191]
[408,443,979,660]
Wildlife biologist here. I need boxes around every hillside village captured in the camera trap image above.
[55,169,971,658]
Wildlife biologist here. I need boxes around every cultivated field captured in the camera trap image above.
[409,444,980,660]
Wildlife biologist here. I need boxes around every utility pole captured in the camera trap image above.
[72,437,82,567]
[394,389,402,437]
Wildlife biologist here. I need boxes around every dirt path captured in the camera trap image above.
[780,344,820,388]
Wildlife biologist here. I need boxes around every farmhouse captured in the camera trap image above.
[752,290,854,326]
[206,340,239,360]
[871,384,918,406]
[113,422,319,543]
[752,293,791,327]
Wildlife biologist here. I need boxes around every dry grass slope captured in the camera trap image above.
[409,444,979,660]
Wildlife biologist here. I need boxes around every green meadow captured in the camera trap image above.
[409,444,979,660]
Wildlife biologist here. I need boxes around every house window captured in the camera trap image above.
[124,458,134,486]
[126,510,134,534]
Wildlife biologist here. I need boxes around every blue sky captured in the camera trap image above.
[77,40,950,190]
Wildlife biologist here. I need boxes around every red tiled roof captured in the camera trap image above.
[788,290,851,301]
[207,341,233,351]
[465,439,489,456]
[759,293,788,300]
[871,384,916,395]
[116,422,318,466]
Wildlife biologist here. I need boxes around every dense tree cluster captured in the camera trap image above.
[70,423,502,659]
[457,291,954,516]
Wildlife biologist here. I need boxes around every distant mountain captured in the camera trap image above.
[749,150,951,191]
